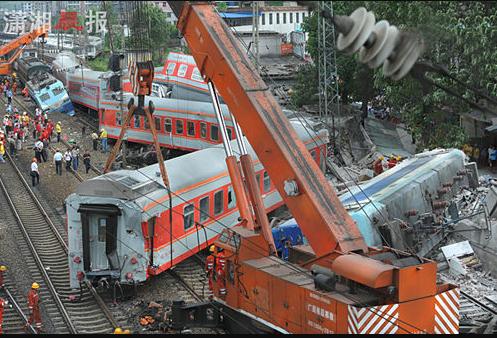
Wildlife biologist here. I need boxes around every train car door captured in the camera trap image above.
[89,215,112,270]
[79,204,120,273]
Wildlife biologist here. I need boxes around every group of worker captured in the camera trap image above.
[205,245,227,297]
[462,143,497,170]
[372,154,403,176]
[0,265,42,333]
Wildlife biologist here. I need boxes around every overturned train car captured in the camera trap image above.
[275,149,471,260]
[66,119,329,288]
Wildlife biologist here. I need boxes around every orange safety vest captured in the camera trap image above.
[0,297,4,334]
[215,252,227,296]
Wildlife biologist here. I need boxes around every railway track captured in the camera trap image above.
[168,256,225,334]
[0,282,36,334]
[459,290,497,334]
[0,153,123,334]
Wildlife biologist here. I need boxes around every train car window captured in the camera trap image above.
[40,93,50,102]
[191,68,203,82]
[263,171,271,193]
[187,121,195,137]
[116,111,122,126]
[164,118,172,133]
[214,190,224,215]
[227,186,236,209]
[144,116,150,129]
[166,62,176,75]
[52,87,64,96]
[211,125,219,141]
[183,204,195,230]
[98,218,107,242]
[200,122,207,138]
[134,115,141,128]
[310,149,316,160]
[155,117,161,131]
[178,64,188,78]
[176,120,184,134]
[199,196,210,222]
[256,173,261,189]
[227,128,233,140]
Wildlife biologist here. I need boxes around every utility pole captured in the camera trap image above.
[251,1,259,71]
[80,0,88,59]
[317,1,340,155]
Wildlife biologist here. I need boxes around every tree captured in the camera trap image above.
[292,1,497,150]
[127,3,179,65]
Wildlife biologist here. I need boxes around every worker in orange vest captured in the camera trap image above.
[373,156,384,176]
[0,266,6,289]
[0,297,5,334]
[205,245,216,293]
[27,282,42,333]
[387,154,398,168]
[215,248,227,296]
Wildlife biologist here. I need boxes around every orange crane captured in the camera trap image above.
[166,2,460,334]
[0,24,49,76]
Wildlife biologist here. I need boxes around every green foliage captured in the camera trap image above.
[216,2,228,12]
[293,1,497,150]
[127,3,179,65]
[87,55,109,71]
[290,63,319,107]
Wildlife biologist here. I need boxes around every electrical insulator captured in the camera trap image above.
[333,7,424,81]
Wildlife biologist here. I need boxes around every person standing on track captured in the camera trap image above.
[0,296,5,334]
[55,122,62,143]
[83,150,91,174]
[64,148,72,172]
[100,128,108,153]
[91,131,99,151]
[27,282,42,333]
[30,158,39,187]
[34,139,43,163]
[53,149,63,176]
[41,137,49,163]
[71,145,80,171]
[0,140,5,163]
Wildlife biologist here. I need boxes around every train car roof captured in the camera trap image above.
[75,122,328,204]
[339,148,465,207]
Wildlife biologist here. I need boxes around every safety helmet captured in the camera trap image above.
[0,265,7,271]
[23,111,27,115]
[379,156,384,161]
[209,245,215,253]
[31,282,40,289]
[396,156,401,161]
[114,328,123,334]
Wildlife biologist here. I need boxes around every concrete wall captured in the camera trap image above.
[237,33,281,57]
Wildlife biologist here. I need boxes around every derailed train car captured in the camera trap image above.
[272,149,471,259]
[66,119,329,288]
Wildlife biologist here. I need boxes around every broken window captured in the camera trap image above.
[199,196,210,222]
[184,204,194,230]
[187,121,195,137]
[164,118,172,133]
[214,190,224,215]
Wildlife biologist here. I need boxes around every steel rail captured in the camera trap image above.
[0,156,77,333]
[2,285,37,334]
[0,151,121,333]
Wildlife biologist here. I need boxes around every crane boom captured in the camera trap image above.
[169,2,367,257]
[0,24,49,76]
[165,2,461,334]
